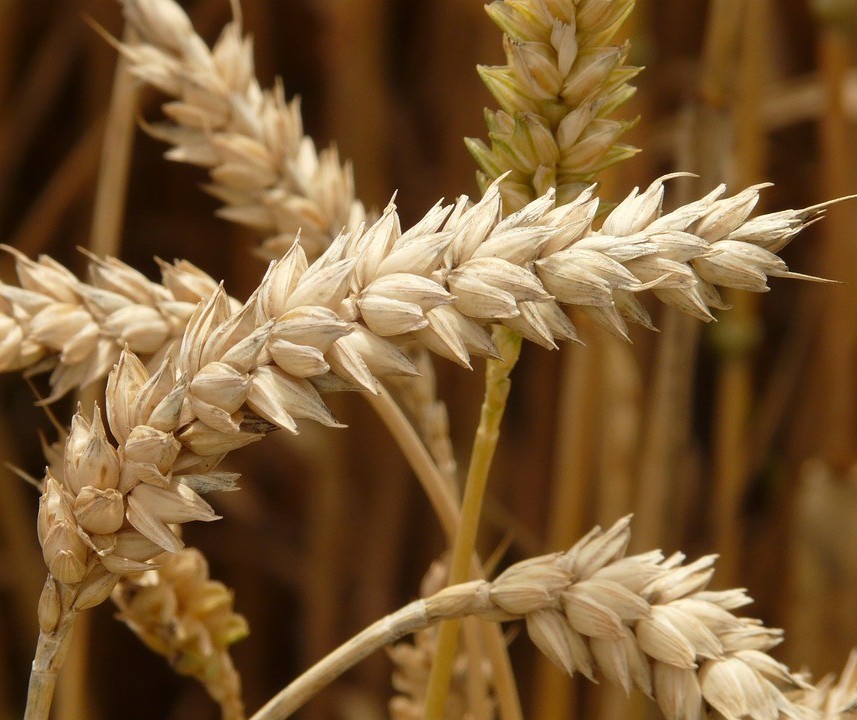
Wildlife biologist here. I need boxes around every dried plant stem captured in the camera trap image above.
[711,0,769,587]
[461,617,492,720]
[367,385,522,720]
[55,611,91,720]
[364,386,460,539]
[249,599,429,720]
[633,310,701,551]
[25,601,76,720]
[9,115,104,256]
[89,28,139,260]
[476,606,522,720]
[816,20,857,466]
[424,326,523,720]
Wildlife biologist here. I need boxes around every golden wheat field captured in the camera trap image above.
[1,1,857,719]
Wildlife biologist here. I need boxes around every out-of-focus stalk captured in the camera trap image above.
[711,0,769,587]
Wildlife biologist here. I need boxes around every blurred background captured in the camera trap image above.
[1,0,857,718]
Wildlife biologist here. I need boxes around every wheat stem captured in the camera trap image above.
[24,595,76,720]
[89,28,139,260]
[367,383,523,720]
[249,599,430,720]
[424,325,523,720]
[365,386,460,539]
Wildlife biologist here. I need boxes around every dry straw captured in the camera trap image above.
[2,0,854,718]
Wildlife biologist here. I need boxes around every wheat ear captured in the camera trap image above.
[467,0,639,208]
[117,0,367,262]
[22,179,828,564]
[27,178,833,584]
[113,547,249,720]
[1,179,831,402]
[247,517,840,720]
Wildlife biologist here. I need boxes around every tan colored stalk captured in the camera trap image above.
[633,311,701,551]
[116,0,368,261]
[423,325,523,720]
[711,0,769,587]
[596,334,640,523]
[367,385,521,720]
[9,117,104,257]
[365,387,461,539]
[89,29,139,260]
[815,13,857,467]
[54,610,91,720]
[251,598,431,720]
[25,584,76,720]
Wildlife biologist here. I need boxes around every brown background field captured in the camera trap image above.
[1,1,857,718]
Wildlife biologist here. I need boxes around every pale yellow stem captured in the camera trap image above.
[366,385,522,720]
[423,326,523,720]
[364,387,460,539]
[249,599,430,720]
[88,27,139,259]
[249,579,500,720]
[24,585,76,720]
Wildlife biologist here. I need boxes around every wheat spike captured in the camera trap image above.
[113,547,248,720]
[118,0,367,261]
[248,518,857,720]
[0,178,828,404]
